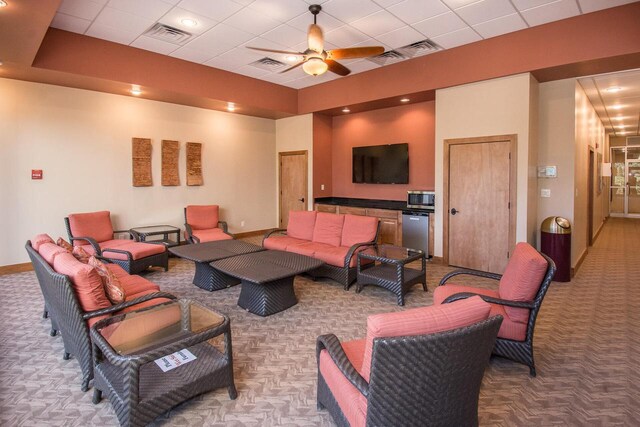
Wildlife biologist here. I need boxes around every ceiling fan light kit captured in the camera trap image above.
[247,5,384,78]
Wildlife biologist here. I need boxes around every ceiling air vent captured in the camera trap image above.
[366,50,406,66]
[397,39,441,58]
[144,23,193,45]
[250,57,287,71]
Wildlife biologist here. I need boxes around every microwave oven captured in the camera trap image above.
[407,191,435,210]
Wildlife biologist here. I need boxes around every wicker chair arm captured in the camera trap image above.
[82,292,177,320]
[264,228,287,238]
[218,221,229,233]
[344,242,376,267]
[70,236,101,254]
[439,268,502,285]
[128,229,141,241]
[317,334,369,397]
[443,292,535,309]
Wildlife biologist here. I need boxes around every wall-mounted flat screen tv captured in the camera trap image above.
[352,143,409,184]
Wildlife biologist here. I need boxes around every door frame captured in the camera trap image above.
[588,147,594,245]
[443,134,518,266]
[278,150,308,227]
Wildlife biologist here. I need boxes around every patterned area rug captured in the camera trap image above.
[1,218,638,426]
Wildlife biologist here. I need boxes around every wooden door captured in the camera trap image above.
[279,151,308,228]
[445,136,516,274]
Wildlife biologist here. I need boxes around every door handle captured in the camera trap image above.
[298,197,305,203]
[450,208,459,215]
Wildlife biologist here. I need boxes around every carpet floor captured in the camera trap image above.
[0,217,638,426]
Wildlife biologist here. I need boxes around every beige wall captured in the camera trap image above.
[434,73,537,257]
[275,114,314,215]
[537,79,606,268]
[0,78,277,266]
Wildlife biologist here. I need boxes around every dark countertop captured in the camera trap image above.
[314,197,433,213]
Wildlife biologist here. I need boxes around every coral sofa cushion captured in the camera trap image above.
[360,296,491,382]
[498,242,548,323]
[98,239,166,261]
[191,228,233,243]
[263,235,308,251]
[319,339,367,427]
[118,274,160,296]
[285,241,331,258]
[186,205,219,230]
[287,210,317,241]
[312,213,345,247]
[433,285,526,341]
[38,242,68,265]
[53,252,111,313]
[68,211,114,245]
[341,215,378,248]
[32,234,54,251]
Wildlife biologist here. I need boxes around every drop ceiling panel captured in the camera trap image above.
[50,0,637,89]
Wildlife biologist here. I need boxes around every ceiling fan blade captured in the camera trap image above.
[308,23,324,53]
[327,46,385,60]
[246,46,305,57]
[279,60,306,74]
[326,59,350,76]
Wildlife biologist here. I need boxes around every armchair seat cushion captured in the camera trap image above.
[80,239,166,261]
[263,235,307,251]
[319,339,367,427]
[190,228,233,243]
[434,285,527,341]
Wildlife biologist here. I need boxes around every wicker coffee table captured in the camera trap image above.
[211,250,324,316]
[356,245,427,305]
[90,299,236,427]
[169,240,264,291]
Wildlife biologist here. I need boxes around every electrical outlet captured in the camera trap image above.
[541,189,551,198]
[240,220,245,227]
[321,184,325,190]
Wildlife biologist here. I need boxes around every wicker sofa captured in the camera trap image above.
[26,234,175,391]
[263,211,379,289]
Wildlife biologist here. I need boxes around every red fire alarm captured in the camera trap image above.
[32,169,43,180]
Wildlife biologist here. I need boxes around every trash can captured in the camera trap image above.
[540,217,571,282]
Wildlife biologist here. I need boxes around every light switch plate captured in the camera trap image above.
[541,189,551,198]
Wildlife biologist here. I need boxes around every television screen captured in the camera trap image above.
[352,143,409,184]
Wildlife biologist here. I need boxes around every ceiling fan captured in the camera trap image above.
[247,4,385,77]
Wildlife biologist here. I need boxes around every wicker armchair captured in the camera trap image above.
[184,205,233,243]
[25,241,176,391]
[316,297,502,426]
[65,211,168,274]
[435,242,556,376]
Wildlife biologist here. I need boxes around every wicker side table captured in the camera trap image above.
[90,299,236,427]
[356,245,427,305]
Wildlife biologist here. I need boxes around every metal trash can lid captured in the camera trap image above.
[541,216,571,234]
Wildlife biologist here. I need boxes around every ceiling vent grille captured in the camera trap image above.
[250,57,287,71]
[144,23,193,45]
[397,39,441,58]
[366,50,406,66]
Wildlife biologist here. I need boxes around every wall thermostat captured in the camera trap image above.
[537,166,557,178]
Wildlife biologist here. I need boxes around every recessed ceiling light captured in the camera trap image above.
[285,55,299,62]
[181,18,198,27]
[611,104,623,110]
[227,102,236,112]
[400,98,410,103]
[0,1,7,8]
[130,85,142,96]
[613,116,624,121]
[618,131,628,135]
[616,124,626,128]
[605,86,622,93]
[342,107,350,113]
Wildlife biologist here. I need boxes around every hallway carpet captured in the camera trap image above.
[0,218,638,426]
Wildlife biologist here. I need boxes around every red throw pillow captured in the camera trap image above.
[57,237,74,252]
[88,256,125,304]
[72,246,91,264]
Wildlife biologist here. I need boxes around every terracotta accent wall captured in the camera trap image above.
[331,102,435,201]
[313,114,333,198]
